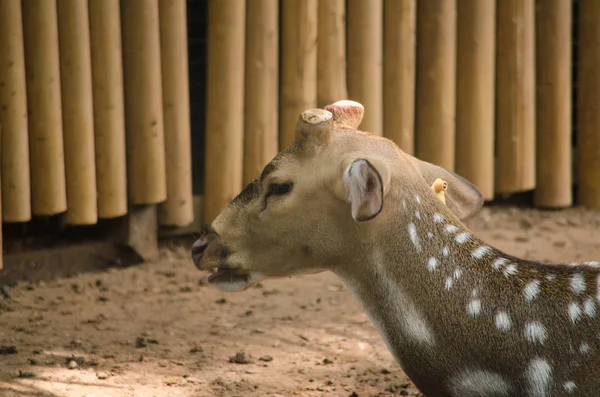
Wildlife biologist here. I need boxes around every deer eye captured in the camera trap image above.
[266,182,293,198]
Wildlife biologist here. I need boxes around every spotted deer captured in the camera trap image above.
[191,100,600,397]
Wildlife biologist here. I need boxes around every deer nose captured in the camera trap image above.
[191,238,208,269]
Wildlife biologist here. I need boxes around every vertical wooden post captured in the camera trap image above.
[280,0,318,149]
[57,0,98,225]
[495,0,536,194]
[383,0,416,154]
[244,0,279,185]
[158,0,194,226]
[455,0,496,200]
[22,0,67,216]
[416,0,457,171]
[204,0,246,223]
[577,0,600,209]
[121,0,166,205]
[0,125,3,270]
[0,0,31,222]
[347,0,383,135]
[317,0,347,108]
[534,0,571,208]
[89,0,127,219]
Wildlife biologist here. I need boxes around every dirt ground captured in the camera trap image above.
[1,206,600,397]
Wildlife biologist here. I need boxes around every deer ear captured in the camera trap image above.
[412,157,484,220]
[343,158,391,222]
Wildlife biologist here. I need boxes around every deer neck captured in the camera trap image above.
[333,196,600,397]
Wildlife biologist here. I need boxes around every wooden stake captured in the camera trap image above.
[158,0,194,226]
[22,0,67,216]
[204,0,246,223]
[0,0,31,222]
[383,0,416,154]
[89,0,128,218]
[317,0,347,108]
[456,0,496,200]
[534,0,572,208]
[416,0,457,171]
[244,0,279,185]
[279,0,318,149]
[347,0,383,136]
[57,0,98,225]
[121,0,166,205]
[495,0,536,193]
[577,0,600,209]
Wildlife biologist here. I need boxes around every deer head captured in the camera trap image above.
[191,100,483,292]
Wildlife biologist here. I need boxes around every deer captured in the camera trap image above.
[191,100,600,397]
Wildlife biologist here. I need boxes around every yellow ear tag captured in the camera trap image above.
[431,178,448,206]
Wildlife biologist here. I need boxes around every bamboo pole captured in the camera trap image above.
[158,0,193,226]
[244,0,279,185]
[347,0,383,136]
[22,0,67,216]
[534,0,571,208]
[57,0,98,225]
[577,0,600,209]
[416,0,457,171]
[0,0,31,222]
[279,0,318,149]
[455,0,496,201]
[121,0,166,205]
[88,0,127,218]
[317,0,347,108]
[495,0,536,193]
[383,0,416,154]
[204,0,246,223]
[0,126,3,270]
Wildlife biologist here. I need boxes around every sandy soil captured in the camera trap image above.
[1,206,600,397]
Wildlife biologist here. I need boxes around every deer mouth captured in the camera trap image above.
[207,266,250,285]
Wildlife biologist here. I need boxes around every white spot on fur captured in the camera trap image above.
[445,224,459,234]
[584,297,596,318]
[580,342,590,354]
[415,195,421,204]
[447,369,512,397]
[408,223,422,253]
[415,210,421,220]
[433,213,444,223]
[596,275,600,302]
[526,357,552,397]
[495,311,512,332]
[445,277,453,291]
[492,258,508,270]
[467,299,482,317]
[570,274,586,294]
[427,257,438,272]
[427,232,434,239]
[587,261,600,268]
[472,245,491,259]
[503,264,518,277]
[524,322,548,344]
[568,301,582,323]
[472,288,479,297]
[442,246,450,257]
[402,199,407,210]
[546,274,556,281]
[453,268,464,280]
[455,232,471,244]
[563,381,576,393]
[524,280,541,302]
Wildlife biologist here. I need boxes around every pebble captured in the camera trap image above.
[67,360,78,369]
